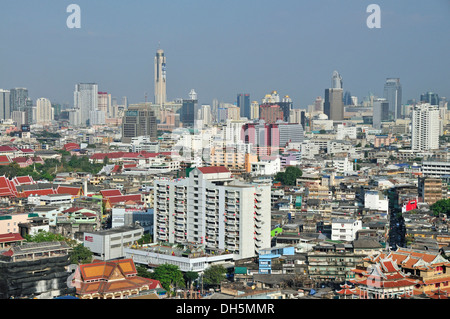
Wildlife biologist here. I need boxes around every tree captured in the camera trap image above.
[69,244,93,264]
[25,231,68,243]
[274,166,303,186]
[430,199,450,217]
[202,264,227,287]
[136,265,153,279]
[150,264,185,292]
[184,271,199,289]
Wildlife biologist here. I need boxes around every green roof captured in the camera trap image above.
[234,267,247,274]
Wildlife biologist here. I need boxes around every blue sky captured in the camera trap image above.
[1,0,449,108]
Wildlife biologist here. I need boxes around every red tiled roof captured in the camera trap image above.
[12,157,31,163]
[0,146,18,152]
[100,189,123,198]
[0,233,24,243]
[0,155,11,164]
[19,148,34,153]
[56,185,82,195]
[106,194,142,204]
[12,175,35,186]
[197,166,230,174]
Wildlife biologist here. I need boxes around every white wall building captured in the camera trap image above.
[35,98,54,125]
[83,225,144,261]
[364,191,389,212]
[411,103,440,151]
[153,166,272,260]
[331,218,362,242]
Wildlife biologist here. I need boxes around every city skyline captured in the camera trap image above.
[0,0,449,108]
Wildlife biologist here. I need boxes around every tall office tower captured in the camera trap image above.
[211,98,219,122]
[237,93,251,119]
[9,88,28,112]
[331,70,343,89]
[279,123,305,147]
[343,91,353,106]
[35,98,54,125]
[121,105,157,143]
[383,78,402,120]
[372,98,390,129]
[153,167,271,259]
[154,49,167,106]
[0,89,11,120]
[314,96,324,112]
[324,88,344,121]
[74,83,98,126]
[420,92,439,105]
[180,89,198,127]
[411,103,440,151]
[98,92,111,118]
[250,101,259,120]
[198,104,212,126]
[122,106,156,143]
[259,104,284,124]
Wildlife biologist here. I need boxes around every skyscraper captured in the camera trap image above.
[324,89,344,121]
[74,83,98,126]
[383,78,402,120]
[154,49,167,106]
[411,103,440,151]
[35,97,54,125]
[331,70,343,89]
[372,98,389,129]
[9,88,28,113]
[180,89,198,127]
[420,92,439,105]
[153,167,271,259]
[0,89,11,121]
[121,105,157,143]
[237,93,250,119]
[324,71,344,121]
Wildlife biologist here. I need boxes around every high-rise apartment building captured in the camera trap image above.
[250,101,260,120]
[0,89,11,121]
[384,78,402,120]
[153,167,271,260]
[121,105,157,143]
[411,103,440,151]
[154,49,167,106]
[35,98,54,125]
[98,92,111,118]
[74,83,98,126]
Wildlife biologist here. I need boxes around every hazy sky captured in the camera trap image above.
[1,0,449,108]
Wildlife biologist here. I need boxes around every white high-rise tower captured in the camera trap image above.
[154,49,167,106]
[411,103,440,151]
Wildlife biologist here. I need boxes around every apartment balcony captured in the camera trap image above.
[226,231,239,238]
